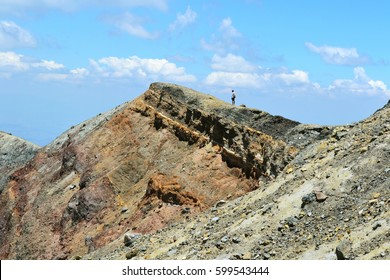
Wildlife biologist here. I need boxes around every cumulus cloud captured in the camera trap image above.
[211,53,256,73]
[0,21,36,49]
[0,51,29,71]
[205,66,310,89]
[0,51,66,80]
[0,51,64,71]
[305,42,369,65]
[70,68,89,78]
[277,70,309,85]
[205,62,390,97]
[169,6,197,32]
[0,53,91,82]
[368,80,387,92]
[90,55,196,83]
[329,67,390,96]
[205,52,311,88]
[205,72,262,88]
[32,60,64,70]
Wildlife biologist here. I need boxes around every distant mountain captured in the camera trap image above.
[0,83,388,260]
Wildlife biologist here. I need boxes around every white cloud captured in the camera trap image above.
[220,17,241,39]
[305,42,368,65]
[169,6,197,32]
[90,55,196,83]
[0,51,68,81]
[329,67,390,96]
[205,67,310,89]
[211,53,257,73]
[0,51,29,71]
[0,52,90,82]
[70,68,89,78]
[204,65,389,97]
[205,72,261,88]
[277,70,309,85]
[32,60,65,70]
[366,79,389,96]
[104,12,159,39]
[353,66,368,81]
[0,51,64,71]
[368,80,387,92]
[201,18,242,54]
[0,0,168,14]
[0,21,36,49]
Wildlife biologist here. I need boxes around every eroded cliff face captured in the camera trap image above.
[137,83,301,181]
[0,83,300,259]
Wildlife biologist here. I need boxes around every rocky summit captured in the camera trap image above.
[0,82,389,260]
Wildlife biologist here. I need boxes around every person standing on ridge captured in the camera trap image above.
[231,90,236,105]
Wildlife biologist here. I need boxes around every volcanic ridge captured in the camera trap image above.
[0,82,389,260]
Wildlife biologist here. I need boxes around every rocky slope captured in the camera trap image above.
[0,83,388,260]
[0,132,40,193]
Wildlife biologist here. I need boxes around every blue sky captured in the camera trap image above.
[1,0,389,145]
